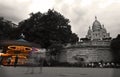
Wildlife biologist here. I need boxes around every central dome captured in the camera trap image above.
[92,17,102,31]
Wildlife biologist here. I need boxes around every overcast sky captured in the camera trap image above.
[0,0,120,38]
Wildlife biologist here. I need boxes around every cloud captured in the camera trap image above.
[0,0,120,38]
[29,0,54,13]
[53,0,88,37]
[0,0,31,24]
[53,0,120,38]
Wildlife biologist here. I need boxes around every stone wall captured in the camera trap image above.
[59,46,113,63]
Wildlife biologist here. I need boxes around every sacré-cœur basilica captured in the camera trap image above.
[59,17,113,66]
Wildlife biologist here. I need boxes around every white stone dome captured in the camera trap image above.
[92,17,102,31]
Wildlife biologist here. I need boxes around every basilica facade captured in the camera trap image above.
[59,17,113,64]
[86,16,110,40]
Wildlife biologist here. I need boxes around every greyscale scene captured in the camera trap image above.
[0,0,120,77]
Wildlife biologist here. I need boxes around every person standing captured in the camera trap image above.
[7,57,11,65]
[14,55,18,67]
[0,55,4,68]
[0,56,2,68]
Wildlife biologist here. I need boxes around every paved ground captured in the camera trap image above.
[0,66,120,77]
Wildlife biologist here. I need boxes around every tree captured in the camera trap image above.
[18,9,79,48]
[110,34,120,62]
[0,17,18,40]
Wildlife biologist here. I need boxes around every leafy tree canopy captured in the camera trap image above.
[18,9,79,48]
[0,17,18,40]
[110,34,120,62]
[111,34,120,51]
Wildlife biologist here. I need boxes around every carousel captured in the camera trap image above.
[0,39,41,66]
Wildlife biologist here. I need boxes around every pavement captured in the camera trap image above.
[0,66,120,77]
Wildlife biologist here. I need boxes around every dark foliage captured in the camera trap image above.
[110,34,120,62]
[18,9,79,48]
[0,17,19,40]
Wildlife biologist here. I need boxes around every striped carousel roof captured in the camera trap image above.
[0,39,41,48]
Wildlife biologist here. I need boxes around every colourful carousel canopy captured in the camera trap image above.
[0,39,40,48]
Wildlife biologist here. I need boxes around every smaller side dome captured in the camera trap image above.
[87,26,92,35]
[101,24,107,33]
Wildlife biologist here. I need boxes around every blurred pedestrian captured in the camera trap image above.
[7,57,11,65]
[25,48,46,74]
[14,55,18,67]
